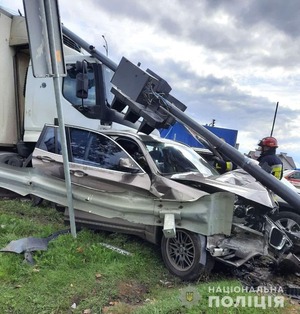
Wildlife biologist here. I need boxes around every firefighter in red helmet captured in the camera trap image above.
[257,136,283,180]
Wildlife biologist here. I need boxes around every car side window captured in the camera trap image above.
[37,126,61,154]
[69,128,90,160]
[291,172,300,179]
[69,128,142,172]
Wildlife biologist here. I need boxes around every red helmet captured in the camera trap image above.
[258,137,278,148]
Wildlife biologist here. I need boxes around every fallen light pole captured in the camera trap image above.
[109,58,300,211]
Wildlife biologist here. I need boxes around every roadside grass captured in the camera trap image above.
[0,198,295,314]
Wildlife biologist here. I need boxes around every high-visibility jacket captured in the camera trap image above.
[214,159,234,174]
[257,150,283,180]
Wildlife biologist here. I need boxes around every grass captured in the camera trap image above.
[0,198,297,313]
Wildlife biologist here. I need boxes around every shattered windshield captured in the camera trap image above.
[144,141,218,176]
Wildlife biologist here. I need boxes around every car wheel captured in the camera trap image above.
[161,229,214,281]
[273,211,300,253]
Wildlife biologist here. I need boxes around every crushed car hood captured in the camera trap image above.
[168,169,276,208]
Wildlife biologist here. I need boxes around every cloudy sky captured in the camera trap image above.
[2,0,300,166]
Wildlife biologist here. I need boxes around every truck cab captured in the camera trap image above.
[23,55,116,143]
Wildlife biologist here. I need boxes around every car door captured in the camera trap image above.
[33,125,152,194]
[67,126,152,194]
[32,125,64,178]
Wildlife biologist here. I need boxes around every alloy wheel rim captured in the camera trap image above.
[166,231,196,271]
[277,217,300,237]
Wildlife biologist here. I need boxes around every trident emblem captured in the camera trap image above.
[179,286,201,308]
[186,291,194,302]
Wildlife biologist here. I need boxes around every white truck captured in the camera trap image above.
[0,6,139,167]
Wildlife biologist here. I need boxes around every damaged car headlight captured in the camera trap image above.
[234,204,255,218]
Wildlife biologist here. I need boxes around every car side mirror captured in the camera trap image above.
[118,158,140,173]
[76,61,89,99]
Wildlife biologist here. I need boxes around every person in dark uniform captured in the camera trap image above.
[257,136,283,180]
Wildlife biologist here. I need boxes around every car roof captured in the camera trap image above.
[193,147,213,155]
[49,124,190,147]
[102,129,193,147]
[100,129,160,141]
[284,169,299,175]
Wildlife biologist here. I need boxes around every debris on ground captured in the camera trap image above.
[227,256,300,300]
[0,229,70,264]
[100,242,132,256]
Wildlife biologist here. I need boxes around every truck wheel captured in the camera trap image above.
[7,156,23,167]
[0,153,23,167]
[273,211,300,253]
[161,229,214,281]
[30,195,43,207]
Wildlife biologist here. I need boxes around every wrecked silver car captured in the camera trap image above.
[6,123,291,280]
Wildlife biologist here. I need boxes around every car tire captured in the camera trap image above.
[161,229,214,281]
[273,211,300,253]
